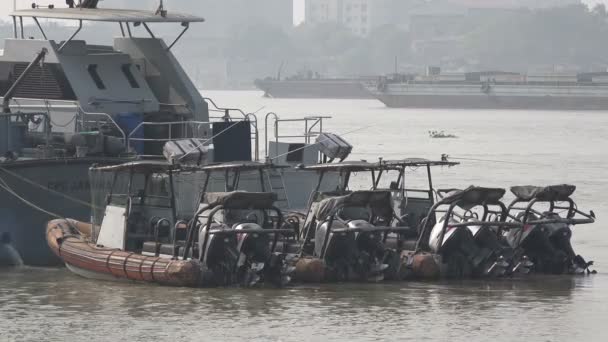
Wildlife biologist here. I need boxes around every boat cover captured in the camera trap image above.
[316,133,352,161]
[438,186,506,209]
[163,139,209,165]
[11,8,205,23]
[312,190,392,219]
[203,192,277,209]
[510,185,576,202]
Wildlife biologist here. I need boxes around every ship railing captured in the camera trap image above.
[75,107,127,146]
[126,115,260,160]
[5,98,128,146]
[264,113,331,159]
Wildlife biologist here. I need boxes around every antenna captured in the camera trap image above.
[156,0,167,17]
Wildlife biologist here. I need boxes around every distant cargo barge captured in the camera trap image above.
[254,78,375,99]
[367,71,608,110]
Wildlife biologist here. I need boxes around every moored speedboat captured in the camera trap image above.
[48,160,296,287]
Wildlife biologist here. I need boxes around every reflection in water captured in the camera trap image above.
[1,267,605,342]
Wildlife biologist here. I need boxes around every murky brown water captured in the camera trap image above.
[2,91,607,341]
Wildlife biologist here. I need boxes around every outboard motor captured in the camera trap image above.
[467,219,531,275]
[198,224,239,286]
[507,185,596,275]
[420,186,524,278]
[191,192,295,287]
[506,212,590,274]
[429,217,497,277]
[348,220,389,281]
[235,221,294,287]
[314,220,358,280]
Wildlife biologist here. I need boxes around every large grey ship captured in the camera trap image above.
[367,71,608,110]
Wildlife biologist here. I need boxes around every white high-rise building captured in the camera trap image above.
[305,0,410,36]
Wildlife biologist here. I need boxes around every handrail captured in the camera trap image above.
[76,107,127,146]
[4,97,128,147]
[203,97,247,118]
[245,113,259,160]
[264,113,331,158]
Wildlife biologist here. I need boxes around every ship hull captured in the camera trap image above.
[254,79,374,99]
[370,83,608,110]
[374,93,608,110]
[0,158,123,267]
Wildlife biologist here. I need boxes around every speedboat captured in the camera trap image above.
[47,160,294,287]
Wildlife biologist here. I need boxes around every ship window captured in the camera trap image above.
[87,64,105,90]
[121,64,140,88]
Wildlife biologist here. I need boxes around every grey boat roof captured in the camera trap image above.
[511,185,576,202]
[382,158,459,168]
[10,8,205,23]
[304,158,458,172]
[203,192,277,209]
[313,190,393,219]
[304,161,380,172]
[91,161,177,173]
[438,186,506,209]
[198,161,289,172]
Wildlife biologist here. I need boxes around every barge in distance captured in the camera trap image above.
[367,71,608,110]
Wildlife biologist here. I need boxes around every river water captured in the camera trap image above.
[1,91,607,341]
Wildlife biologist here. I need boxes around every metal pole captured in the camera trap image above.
[33,17,47,40]
[19,16,23,39]
[3,48,48,113]
[58,20,82,52]
[142,23,156,38]
[427,164,434,204]
[12,16,17,38]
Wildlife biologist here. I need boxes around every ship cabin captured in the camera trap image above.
[1,6,261,161]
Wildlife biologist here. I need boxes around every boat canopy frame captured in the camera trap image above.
[195,161,289,204]
[304,158,459,206]
[415,186,522,252]
[10,8,204,51]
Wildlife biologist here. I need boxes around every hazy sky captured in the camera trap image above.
[0,0,605,24]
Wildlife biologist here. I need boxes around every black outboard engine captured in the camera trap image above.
[192,192,295,287]
[198,224,239,286]
[506,185,596,275]
[303,191,403,281]
[314,219,358,281]
[420,187,522,278]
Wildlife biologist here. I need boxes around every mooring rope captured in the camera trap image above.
[446,156,548,166]
[0,166,100,209]
[0,174,62,218]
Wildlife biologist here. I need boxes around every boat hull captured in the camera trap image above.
[373,93,608,110]
[254,79,374,99]
[46,219,202,286]
[0,158,123,267]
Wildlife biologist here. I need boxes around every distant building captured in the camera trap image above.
[446,0,581,9]
[105,0,294,35]
[305,0,413,36]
